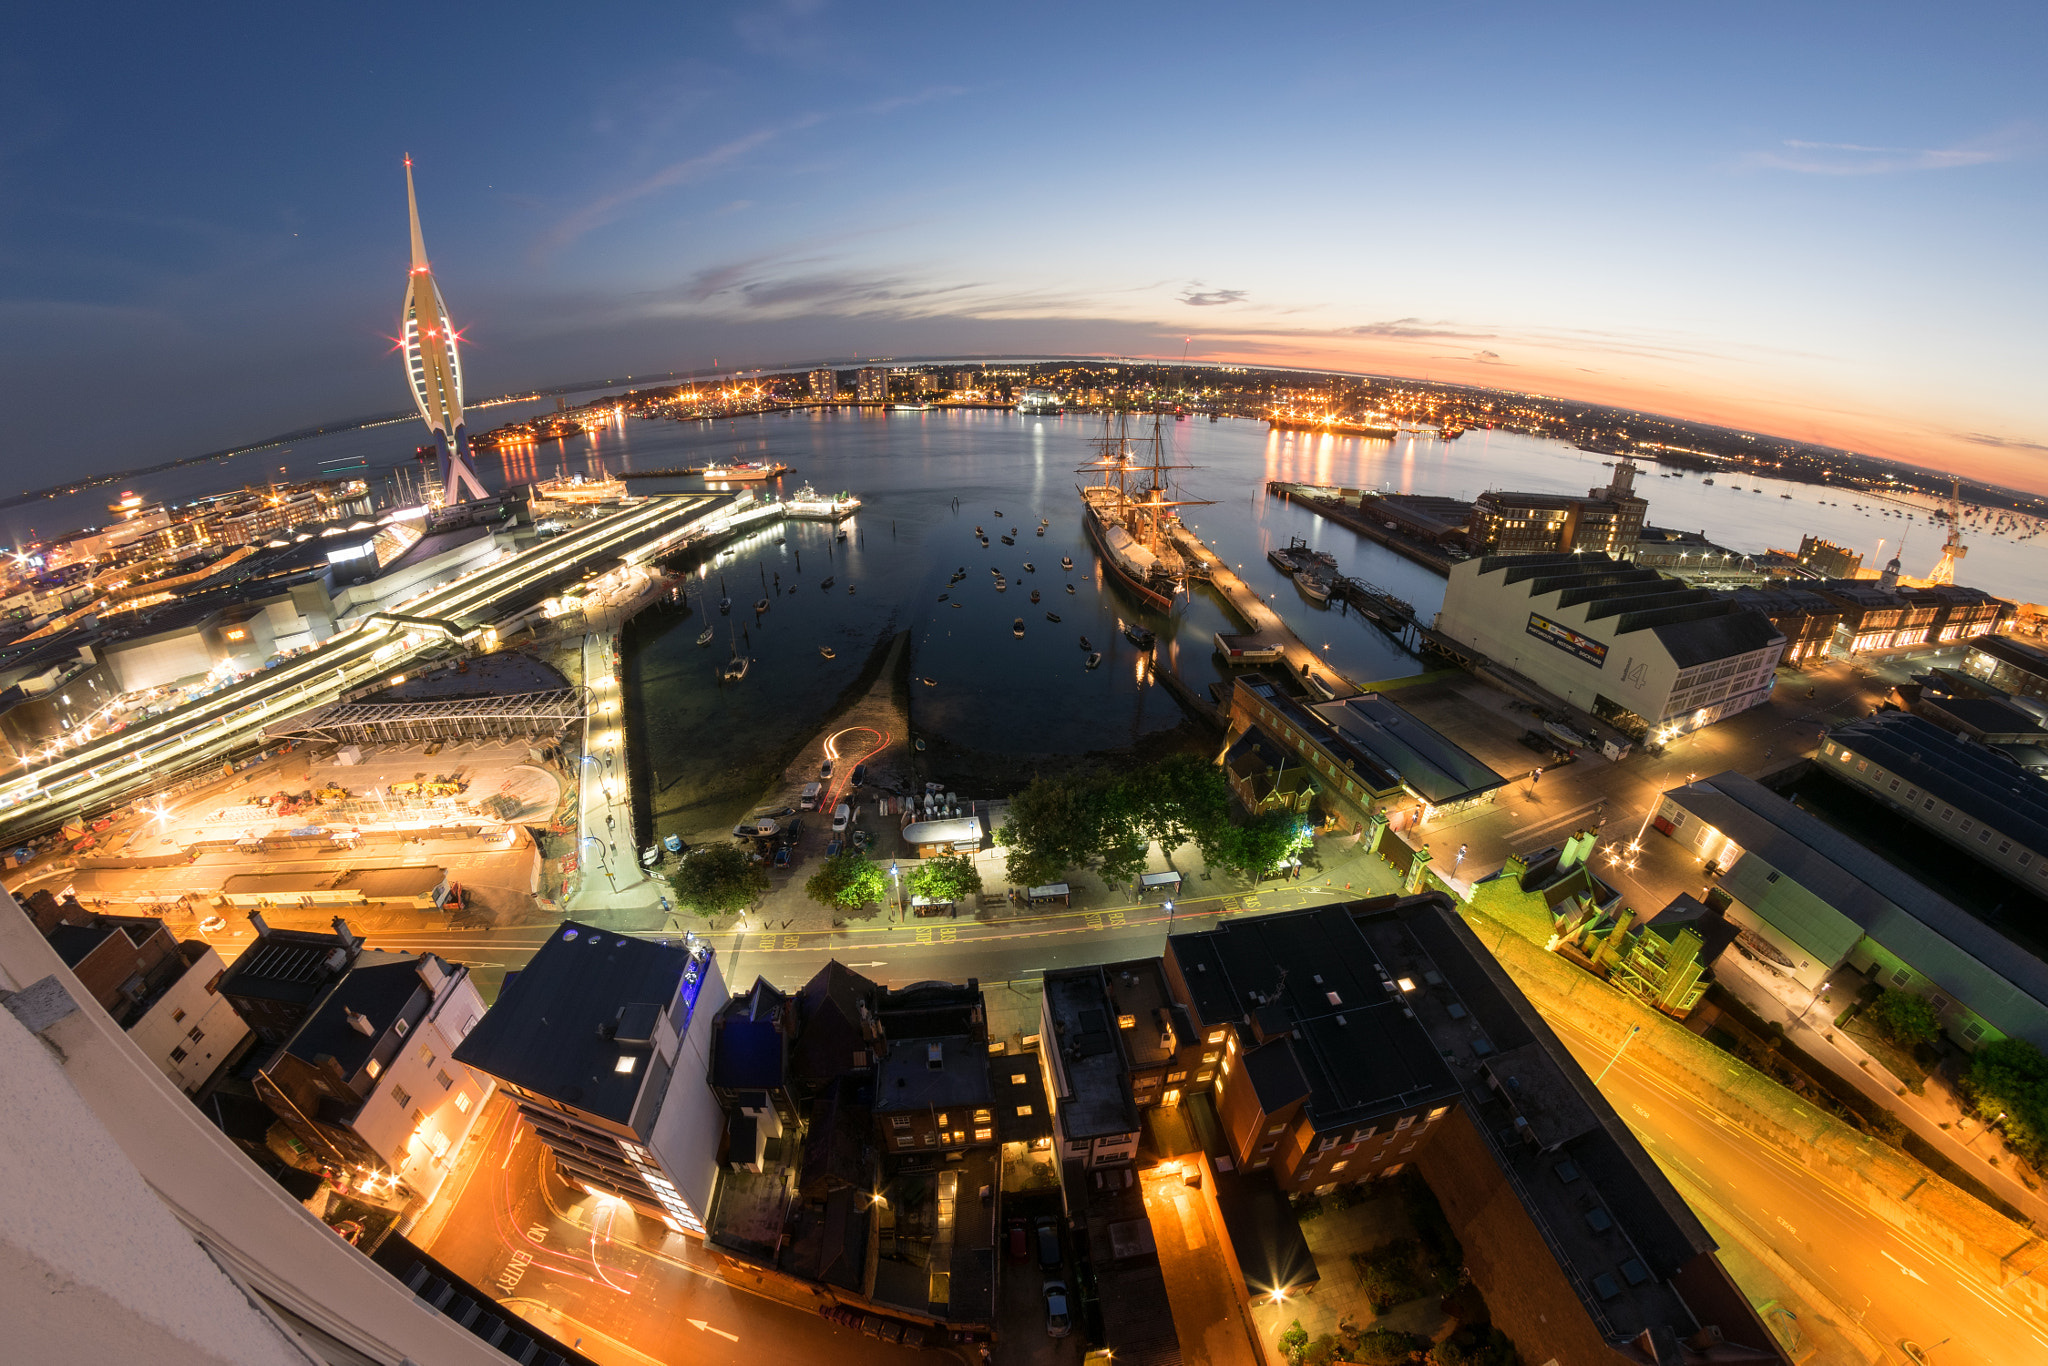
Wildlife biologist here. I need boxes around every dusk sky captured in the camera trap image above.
[4,3,2044,490]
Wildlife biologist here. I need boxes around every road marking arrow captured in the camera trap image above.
[1880,1250,1928,1283]
[688,1319,739,1342]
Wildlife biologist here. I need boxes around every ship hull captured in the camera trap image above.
[1081,504,1175,611]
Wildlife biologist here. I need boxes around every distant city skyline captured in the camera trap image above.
[3,3,2042,491]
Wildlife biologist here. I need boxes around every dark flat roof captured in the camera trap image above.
[1167,904,1458,1130]
[285,958,428,1076]
[1310,693,1506,806]
[1830,712,2048,852]
[452,922,709,1125]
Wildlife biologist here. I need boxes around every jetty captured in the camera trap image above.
[1165,525,1356,700]
[1266,482,1458,576]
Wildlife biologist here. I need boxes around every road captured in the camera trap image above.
[426,1094,929,1366]
[0,491,775,840]
[1555,1015,2048,1366]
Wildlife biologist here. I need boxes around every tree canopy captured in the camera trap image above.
[806,849,887,913]
[1963,1036,2048,1167]
[908,853,983,903]
[994,754,1312,886]
[668,843,767,916]
[1864,988,1941,1049]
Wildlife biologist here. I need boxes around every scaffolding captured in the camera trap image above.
[263,689,585,747]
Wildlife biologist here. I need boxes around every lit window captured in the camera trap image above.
[974,1128,992,1142]
[1012,1073,1028,1085]
[1331,1161,1348,1172]
[1118,1014,1136,1029]
[1166,1070,1187,1082]
[1428,1106,1448,1120]
[454,1092,471,1113]
[1207,1030,1224,1044]
[171,1008,186,1024]
[366,1059,383,1079]
[614,1056,637,1075]
[1016,1105,1033,1116]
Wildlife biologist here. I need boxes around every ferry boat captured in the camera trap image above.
[699,461,789,481]
[1076,414,1211,611]
[784,482,862,520]
[1266,410,1399,439]
[1295,566,1334,602]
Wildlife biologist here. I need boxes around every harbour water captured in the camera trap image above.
[20,404,2048,833]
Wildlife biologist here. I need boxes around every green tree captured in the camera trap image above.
[806,849,887,913]
[1201,807,1313,878]
[1121,753,1228,856]
[1963,1036,2048,1167]
[996,774,1099,886]
[908,853,983,903]
[1276,1320,1309,1366]
[1865,988,1942,1048]
[668,844,767,916]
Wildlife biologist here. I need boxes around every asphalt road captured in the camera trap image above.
[428,1095,932,1366]
[1554,1016,2048,1366]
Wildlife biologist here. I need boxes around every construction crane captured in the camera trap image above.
[1927,477,1966,586]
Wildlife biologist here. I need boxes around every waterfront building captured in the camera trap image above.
[1436,553,1783,739]
[855,366,887,402]
[1655,771,2048,1051]
[453,923,727,1234]
[1723,584,1842,667]
[1372,492,1473,546]
[1469,457,1647,558]
[1795,534,1862,578]
[1961,633,2048,702]
[1222,673,1504,835]
[399,160,489,505]
[1806,580,2009,659]
[1820,712,2048,888]
[808,367,839,401]
[1632,527,1767,586]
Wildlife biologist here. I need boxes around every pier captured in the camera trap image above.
[1266,481,1458,576]
[1165,524,1357,700]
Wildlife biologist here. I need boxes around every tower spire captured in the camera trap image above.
[404,155,428,271]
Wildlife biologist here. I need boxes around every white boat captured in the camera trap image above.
[785,482,863,520]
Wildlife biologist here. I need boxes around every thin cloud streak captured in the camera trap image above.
[536,125,791,258]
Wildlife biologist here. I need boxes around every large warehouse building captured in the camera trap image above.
[1436,553,1784,739]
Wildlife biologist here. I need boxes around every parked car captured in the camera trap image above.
[832,802,852,834]
[851,763,867,788]
[1042,1280,1071,1339]
[819,759,834,780]
[1006,1219,1028,1261]
[1035,1216,1061,1271]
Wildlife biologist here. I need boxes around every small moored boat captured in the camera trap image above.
[1030,590,1041,603]
[1125,624,1156,650]
[696,626,714,646]
[1012,618,1025,637]
[1085,652,1102,669]
[754,598,770,614]
[1060,556,1074,570]
[819,646,835,659]
[1078,636,1092,650]
[1045,612,1061,623]
[1001,535,1015,545]
[1023,563,1035,573]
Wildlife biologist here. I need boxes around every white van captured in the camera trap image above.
[832,802,852,834]
[800,782,823,811]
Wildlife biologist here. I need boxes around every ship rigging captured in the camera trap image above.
[1075,414,1212,611]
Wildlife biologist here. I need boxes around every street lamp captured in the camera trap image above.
[1165,898,1176,930]
[1793,979,1832,1028]
[581,835,617,893]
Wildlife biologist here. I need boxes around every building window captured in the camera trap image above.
[1395,1115,1414,1130]
[171,1008,186,1024]
[898,1136,914,1149]
[1207,1030,1225,1043]
[1331,1161,1348,1172]
[892,1115,912,1129]
[1941,808,1954,822]
[1016,1105,1033,1116]
[1259,1142,1276,1154]
[1766,871,1780,884]
[1267,1123,1285,1135]
[1202,1051,1219,1063]
[366,1059,383,1080]
[437,1069,454,1090]
[394,1019,410,1038]
[1353,1127,1376,1142]
[1963,1021,1986,1043]
[1428,1106,1448,1120]
[1891,967,1913,987]
[1889,778,1901,791]
[1012,1073,1029,1085]
[1166,1070,1187,1082]
[169,1046,187,1064]
[975,1127,993,1142]
[1384,1163,1403,1177]
[392,1085,412,1108]
[1196,1072,1213,1083]
[454,1092,471,1113]
[1960,818,1974,833]
[1118,1014,1136,1029]
[924,1133,938,1146]
[1979,829,1993,844]
[1252,1159,1268,1169]
[1997,840,2012,855]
